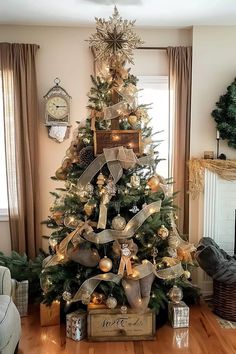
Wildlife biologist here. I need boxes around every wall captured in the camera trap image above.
[190,26,236,248]
[0,25,191,253]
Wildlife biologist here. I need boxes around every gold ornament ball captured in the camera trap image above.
[112,214,126,231]
[128,114,138,127]
[147,176,160,192]
[106,296,117,309]
[99,256,113,272]
[158,225,169,240]
[168,285,183,303]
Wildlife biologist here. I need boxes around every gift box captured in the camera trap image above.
[40,300,60,326]
[66,310,87,341]
[168,301,189,328]
[11,279,29,317]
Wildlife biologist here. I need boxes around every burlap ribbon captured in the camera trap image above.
[103,84,137,121]
[71,273,122,303]
[84,200,161,244]
[44,201,161,267]
[118,255,133,276]
[77,146,141,187]
[71,259,184,302]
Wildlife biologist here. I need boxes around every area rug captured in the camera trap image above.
[204,297,236,329]
[215,316,236,329]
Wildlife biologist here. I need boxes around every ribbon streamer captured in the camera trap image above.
[71,273,122,302]
[71,259,184,302]
[77,146,153,188]
[83,200,161,244]
[103,84,137,121]
[44,201,161,267]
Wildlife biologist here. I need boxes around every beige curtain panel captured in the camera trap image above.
[167,47,192,235]
[0,43,40,258]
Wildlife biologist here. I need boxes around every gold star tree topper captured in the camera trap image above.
[88,6,143,64]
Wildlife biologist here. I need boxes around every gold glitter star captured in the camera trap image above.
[88,6,143,64]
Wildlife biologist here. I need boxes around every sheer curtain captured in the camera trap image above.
[167,47,192,235]
[0,43,40,258]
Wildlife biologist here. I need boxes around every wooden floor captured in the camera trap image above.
[18,302,236,354]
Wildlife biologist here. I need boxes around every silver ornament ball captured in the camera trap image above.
[106,295,117,309]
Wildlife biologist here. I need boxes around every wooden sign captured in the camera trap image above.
[87,308,156,341]
[94,130,141,156]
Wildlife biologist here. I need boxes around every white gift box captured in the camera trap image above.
[11,279,29,317]
[66,310,87,341]
[168,301,189,328]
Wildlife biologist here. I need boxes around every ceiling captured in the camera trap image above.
[0,0,236,28]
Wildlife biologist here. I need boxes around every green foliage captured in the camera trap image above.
[0,250,46,301]
[212,77,236,148]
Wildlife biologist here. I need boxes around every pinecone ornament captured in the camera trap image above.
[79,146,94,167]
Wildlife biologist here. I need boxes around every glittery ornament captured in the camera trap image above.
[97,172,106,189]
[112,214,126,230]
[147,176,160,192]
[158,225,169,240]
[130,173,140,188]
[120,305,128,314]
[84,202,96,216]
[81,291,91,305]
[78,146,94,167]
[64,215,81,229]
[105,178,117,196]
[88,6,143,64]
[128,114,138,128]
[106,295,117,309]
[62,291,72,301]
[76,183,94,202]
[99,256,113,272]
[168,285,183,303]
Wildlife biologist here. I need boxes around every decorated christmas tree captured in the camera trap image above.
[41,7,198,319]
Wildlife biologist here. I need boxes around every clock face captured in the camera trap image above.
[46,96,69,119]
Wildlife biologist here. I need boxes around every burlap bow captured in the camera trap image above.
[77,146,138,187]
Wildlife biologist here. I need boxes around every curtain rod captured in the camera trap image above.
[137,46,167,50]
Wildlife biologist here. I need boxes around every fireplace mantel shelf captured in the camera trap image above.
[188,158,236,199]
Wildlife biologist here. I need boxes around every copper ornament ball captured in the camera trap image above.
[99,256,113,272]
[147,176,160,192]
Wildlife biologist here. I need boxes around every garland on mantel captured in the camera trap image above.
[188,158,236,199]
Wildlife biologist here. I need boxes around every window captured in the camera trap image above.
[138,76,170,178]
[0,76,8,218]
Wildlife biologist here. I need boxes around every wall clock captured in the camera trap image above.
[44,78,71,126]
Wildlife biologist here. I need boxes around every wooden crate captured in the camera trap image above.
[94,130,141,156]
[87,308,156,341]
